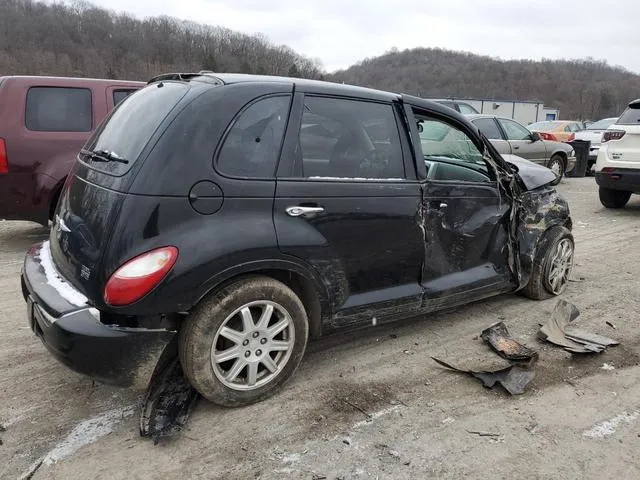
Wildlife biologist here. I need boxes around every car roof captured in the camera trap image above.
[465,114,524,123]
[149,72,400,102]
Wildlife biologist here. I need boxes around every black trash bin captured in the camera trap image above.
[566,140,591,178]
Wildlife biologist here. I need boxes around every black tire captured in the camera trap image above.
[599,187,631,209]
[520,226,574,300]
[547,154,565,186]
[179,276,309,407]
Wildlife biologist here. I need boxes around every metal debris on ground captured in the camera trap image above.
[139,357,200,444]
[467,430,502,437]
[481,322,538,361]
[538,300,619,353]
[431,357,536,395]
[606,321,617,330]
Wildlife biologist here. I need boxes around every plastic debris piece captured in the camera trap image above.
[538,300,619,354]
[139,357,200,444]
[481,322,538,361]
[431,357,536,395]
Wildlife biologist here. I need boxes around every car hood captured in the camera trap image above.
[502,154,558,190]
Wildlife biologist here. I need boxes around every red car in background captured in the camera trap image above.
[0,76,143,225]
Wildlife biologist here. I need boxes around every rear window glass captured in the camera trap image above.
[26,87,92,132]
[216,95,291,178]
[84,82,188,174]
[588,118,617,130]
[617,107,640,125]
[113,89,137,106]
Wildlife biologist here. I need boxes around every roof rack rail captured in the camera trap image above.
[147,72,223,85]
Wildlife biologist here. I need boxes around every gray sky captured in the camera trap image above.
[89,0,640,73]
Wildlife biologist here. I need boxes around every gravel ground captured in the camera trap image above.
[1,177,640,480]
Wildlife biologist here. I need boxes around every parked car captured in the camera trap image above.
[0,75,144,225]
[527,120,584,142]
[430,98,480,114]
[594,100,640,208]
[574,117,618,171]
[467,114,576,183]
[21,73,573,407]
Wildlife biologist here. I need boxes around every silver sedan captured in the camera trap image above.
[468,114,576,181]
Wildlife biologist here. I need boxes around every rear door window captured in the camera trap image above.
[498,119,531,141]
[113,89,137,106]
[458,103,478,114]
[472,118,503,139]
[216,95,291,178]
[296,96,405,179]
[618,107,640,124]
[83,82,188,175]
[25,87,92,132]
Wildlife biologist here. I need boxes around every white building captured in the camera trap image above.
[430,97,561,125]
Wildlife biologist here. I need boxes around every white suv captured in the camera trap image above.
[594,99,640,208]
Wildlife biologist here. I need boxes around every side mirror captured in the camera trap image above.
[417,122,424,133]
[529,132,540,142]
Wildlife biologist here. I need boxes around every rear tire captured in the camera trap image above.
[179,276,309,407]
[547,154,565,186]
[599,187,631,209]
[520,226,574,300]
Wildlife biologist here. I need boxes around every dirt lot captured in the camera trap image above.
[2,177,640,480]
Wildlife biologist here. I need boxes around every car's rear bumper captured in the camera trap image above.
[595,169,640,193]
[21,241,176,389]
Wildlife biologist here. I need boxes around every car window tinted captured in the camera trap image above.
[84,82,188,174]
[297,97,404,179]
[617,107,640,124]
[472,118,503,139]
[458,103,478,114]
[417,115,490,182]
[25,87,92,132]
[217,95,290,178]
[498,119,531,141]
[113,89,137,106]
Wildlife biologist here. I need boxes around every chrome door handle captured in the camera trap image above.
[286,206,325,217]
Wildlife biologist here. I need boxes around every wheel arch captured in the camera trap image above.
[192,259,330,339]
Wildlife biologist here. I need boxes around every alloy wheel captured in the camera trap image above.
[547,238,573,294]
[211,300,295,391]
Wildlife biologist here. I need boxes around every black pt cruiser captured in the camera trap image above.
[22,73,573,407]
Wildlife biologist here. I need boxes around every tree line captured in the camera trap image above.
[329,47,640,120]
[0,0,323,81]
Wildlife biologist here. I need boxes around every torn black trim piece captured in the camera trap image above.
[432,357,536,395]
[139,357,200,444]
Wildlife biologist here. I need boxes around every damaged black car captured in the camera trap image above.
[21,73,573,407]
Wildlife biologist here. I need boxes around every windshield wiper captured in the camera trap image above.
[79,148,129,165]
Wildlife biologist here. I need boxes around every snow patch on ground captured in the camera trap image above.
[43,405,135,465]
[583,411,639,439]
[37,241,88,307]
[602,363,616,371]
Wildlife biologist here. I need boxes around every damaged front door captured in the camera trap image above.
[409,107,514,309]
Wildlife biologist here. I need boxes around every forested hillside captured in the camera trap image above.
[1,1,638,120]
[0,0,323,81]
[331,48,640,120]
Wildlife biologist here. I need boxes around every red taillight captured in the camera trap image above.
[567,133,575,142]
[602,130,625,142]
[104,246,178,306]
[538,132,558,141]
[0,138,7,174]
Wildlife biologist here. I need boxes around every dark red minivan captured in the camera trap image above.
[0,76,144,225]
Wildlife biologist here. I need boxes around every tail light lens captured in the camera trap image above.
[104,246,178,306]
[539,132,558,141]
[567,133,575,142]
[0,138,7,174]
[602,130,625,142]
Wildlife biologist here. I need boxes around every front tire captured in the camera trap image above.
[179,276,309,407]
[520,226,574,300]
[547,154,565,186]
[599,187,631,209]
